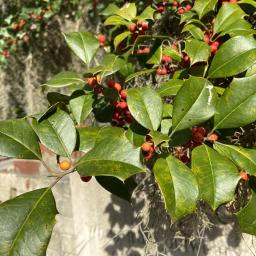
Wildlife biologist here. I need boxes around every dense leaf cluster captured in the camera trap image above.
[0,0,256,254]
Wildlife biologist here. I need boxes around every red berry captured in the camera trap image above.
[161,55,172,64]
[2,50,10,58]
[208,133,218,141]
[143,47,150,53]
[113,82,122,92]
[130,24,136,32]
[240,171,249,181]
[118,101,128,109]
[185,4,192,11]
[120,89,127,99]
[212,41,220,47]
[80,176,92,182]
[230,0,237,3]
[111,100,119,107]
[181,155,190,163]
[210,44,218,54]
[112,110,120,120]
[197,127,206,136]
[107,79,115,88]
[172,1,179,7]
[183,55,190,62]
[99,42,105,47]
[142,22,149,31]
[156,66,167,75]
[87,77,97,86]
[141,142,152,152]
[193,132,204,144]
[179,8,185,14]
[136,20,143,27]
[97,35,106,43]
[137,49,143,54]
[204,34,210,44]
[158,5,164,13]
[94,85,103,94]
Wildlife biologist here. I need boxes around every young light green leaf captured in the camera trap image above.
[182,24,204,40]
[214,74,256,129]
[0,188,58,256]
[184,39,211,66]
[101,3,119,16]
[42,71,84,88]
[63,32,99,64]
[127,87,163,131]
[236,190,256,236]
[172,77,217,134]
[157,79,184,97]
[208,35,256,78]
[114,31,130,49]
[192,144,239,210]
[0,118,41,159]
[193,0,218,19]
[137,6,155,20]
[214,143,256,175]
[213,3,252,37]
[154,155,198,221]
[32,109,76,157]
[115,2,137,21]
[76,133,145,181]
[69,91,94,125]
[104,15,130,27]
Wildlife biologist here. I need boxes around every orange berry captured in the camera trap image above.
[118,101,128,109]
[240,171,249,181]
[113,82,122,92]
[87,77,97,86]
[120,89,127,99]
[208,133,218,142]
[59,160,72,171]
[141,142,152,152]
[130,24,137,32]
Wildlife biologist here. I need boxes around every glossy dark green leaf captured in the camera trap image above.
[185,39,210,66]
[192,145,239,210]
[171,77,217,134]
[160,119,172,135]
[162,104,173,118]
[193,0,218,19]
[213,3,252,37]
[96,176,137,202]
[0,119,41,159]
[125,69,156,82]
[0,188,58,256]
[214,143,256,175]
[236,190,256,235]
[77,127,100,153]
[42,71,84,88]
[116,3,137,21]
[32,109,76,157]
[125,122,148,148]
[76,133,145,181]
[213,74,256,129]
[63,32,99,64]
[208,36,256,78]
[154,156,198,221]
[182,24,204,40]
[246,63,256,77]
[69,91,94,125]
[104,16,130,27]
[147,46,162,65]
[127,87,163,131]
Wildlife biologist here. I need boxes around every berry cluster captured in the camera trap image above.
[141,137,155,160]
[97,35,107,47]
[177,3,192,15]
[137,47,151,54]
[130,20,149,40]
[86,75,104,95]
[204,33,222,55]
[107,80,133,126]
[156,55,173,75]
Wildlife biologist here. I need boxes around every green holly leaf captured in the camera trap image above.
[63,32,99,65]
[114,31,130,49]
[127,87,163,131]
[125,122,148,148]
[184,39,211,66]
[69,91,94,125]
[104,15,130,27]
[42,71,84,88]
[208,36,256,78]
[214,143,256,175]
[171,77,217,134]
[101,3,119,16]
[77,127,100,153]
[162,46,182,61]
[76,132,145,181]
[149,130,169,146]
[154,155,198,221]
[0,119,41,160]
[115,2,137,21]
[96,176,137,202]
[192,144,240,210]
[182,24,204,40]
[213,74,256,129]
[193,0,218,19]
[147,46,162,65]
[246,63,256,77]
[239,0,256,7]
[32,109,76,157]
[0,188,58,256]
[236,190,256,236]
[137,6,155,20]
[213,3,252,37]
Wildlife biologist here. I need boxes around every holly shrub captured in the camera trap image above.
[0,0,256,254]
[0,0,83,65]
